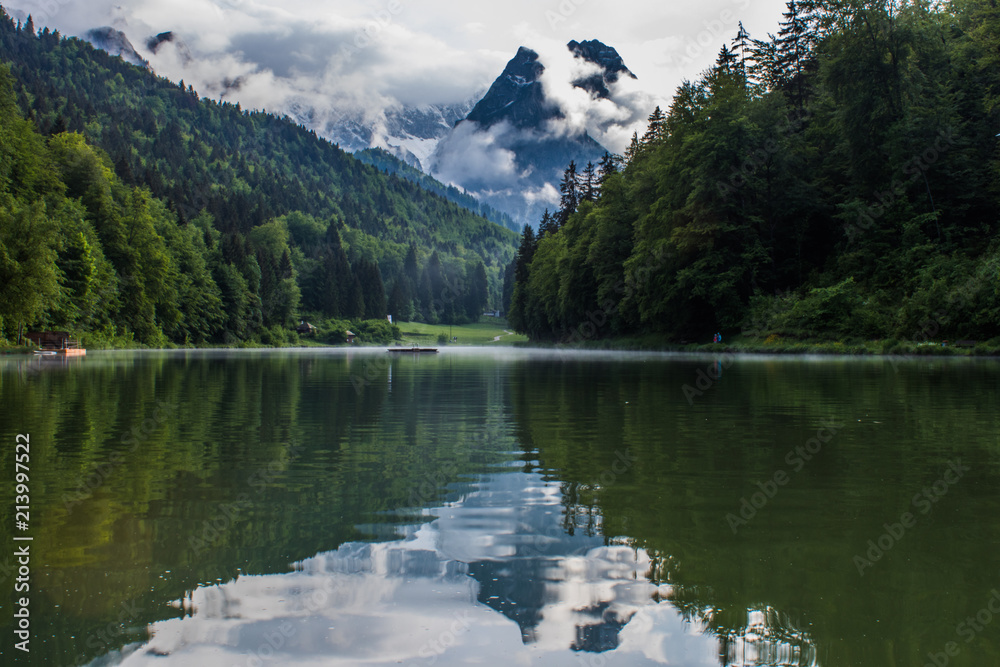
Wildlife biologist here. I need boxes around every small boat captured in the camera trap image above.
[387,346,438,353]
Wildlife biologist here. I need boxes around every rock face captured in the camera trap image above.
[430,39,634,228]
[146,31,176,53]
[465,47,553,130]
[84,27,149,69]
[568,39,636,99]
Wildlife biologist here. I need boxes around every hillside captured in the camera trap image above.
[0,7,518,347]
[354,147,520,232]
[507,0,1000,346]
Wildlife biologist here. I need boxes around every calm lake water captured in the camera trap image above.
[1,348,999,666]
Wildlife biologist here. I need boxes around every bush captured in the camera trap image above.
[259,325,296,347]
[351,319,402,344]
[316,318,350,345]
[80,324,138,349]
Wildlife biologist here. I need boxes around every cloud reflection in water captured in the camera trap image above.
[114,472,734,666]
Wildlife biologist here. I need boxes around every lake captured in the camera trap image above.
[1,348,999,666]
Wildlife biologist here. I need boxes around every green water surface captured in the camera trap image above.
[0,348,998,666]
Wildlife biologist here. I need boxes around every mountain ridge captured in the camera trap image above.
[0,6,517,345]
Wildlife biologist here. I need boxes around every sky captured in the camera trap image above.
[7,0,789,153]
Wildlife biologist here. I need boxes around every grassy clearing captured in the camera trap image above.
[394,319,528,346]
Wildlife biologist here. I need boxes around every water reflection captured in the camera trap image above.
[4,349,998,666]
[103,468,826,667]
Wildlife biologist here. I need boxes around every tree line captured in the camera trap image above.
[0,9,509,346]
[505,0,1000,345]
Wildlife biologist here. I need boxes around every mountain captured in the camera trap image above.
[305,97,479,171]
[69,19,636,230]
[0,7,517,346]
[354,147,519,232]
[567,39,637,99]
[83,27,149,69]
[431,40,631,228]
[465,46,552,129]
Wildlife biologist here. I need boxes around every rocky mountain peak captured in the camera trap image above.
[567,39,636,99]
[465,46,551,130]
[84,27,149,69]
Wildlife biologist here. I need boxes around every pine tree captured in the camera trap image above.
[623,131,641,165]
[537,209,557,237]
[507,225,537,333]
[581,162,598,202]
[356,259,386,319]
[777,0,819,109]
[715,44,739,74]
[501,259,516,316]
[514,226,537,285]
[347,275,365,318]
[24,15,34,37]
[749,35,783,91]
[598,152,619,186]
[465,261,489,319]
[641,106,666,146]
[403,244,420,291]
[557,161,580,226]
[732,22,753,82]
[387,280,411,321]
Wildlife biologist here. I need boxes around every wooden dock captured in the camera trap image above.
[26,331,86,357]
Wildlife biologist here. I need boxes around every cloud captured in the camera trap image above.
[430,120,523,191]
[10,0,788,110]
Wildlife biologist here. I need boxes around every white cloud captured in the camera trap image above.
[11,0,787,108]
[430,120,523,190]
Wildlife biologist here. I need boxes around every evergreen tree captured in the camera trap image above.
[507,225,537,334]
[355,259,387,320]
[598,152,620,186]
[501,258,516,316]
[623,131,641,165]
[776,0,819,108]
[403,244,420,294]
[581,162,598,202]
[732,22,753,82]
[387,280,412,321]
[465,261,489,320]
[716,44,739,72]
[557,161,580,227]
[537,209,558,237]
[640,106,667,146]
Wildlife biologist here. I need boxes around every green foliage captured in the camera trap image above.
[509,0,1000,345]
[350,319,401,344]
[0,10,519,346]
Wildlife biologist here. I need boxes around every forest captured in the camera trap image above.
[506,0,1000,347]
[0,7,516,347]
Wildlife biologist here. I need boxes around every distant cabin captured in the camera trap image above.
[345,330,356,344]
[296,321,317,336]
[25,331,82,350]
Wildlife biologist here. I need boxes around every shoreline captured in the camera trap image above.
[512,337,1000,358]
[4,342,999,359]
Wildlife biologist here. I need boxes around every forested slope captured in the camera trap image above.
[507,0,1000,346]
[0,7,517,346]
